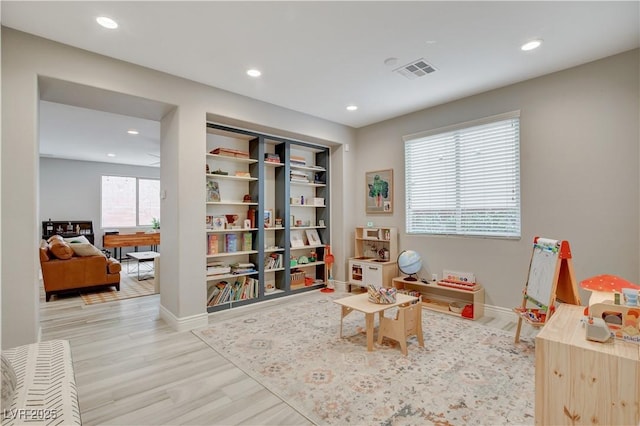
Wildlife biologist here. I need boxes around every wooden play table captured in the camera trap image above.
[333,292,419,351]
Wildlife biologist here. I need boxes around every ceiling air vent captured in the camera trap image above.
[394,58,436,80]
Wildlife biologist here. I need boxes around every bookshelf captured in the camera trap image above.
[205,123,330,312]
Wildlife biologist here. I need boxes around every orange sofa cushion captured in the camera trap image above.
[49,240,73,260]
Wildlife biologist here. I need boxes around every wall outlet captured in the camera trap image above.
[431,273,438,282]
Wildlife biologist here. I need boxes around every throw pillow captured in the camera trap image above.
[47,235,64,243]
[70,242,103,257]
[1,353,17,409]
[49,240,74,260]
[63,235,90,244]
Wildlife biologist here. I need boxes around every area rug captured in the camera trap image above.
[80,275,155,305]
[193,291,536,425]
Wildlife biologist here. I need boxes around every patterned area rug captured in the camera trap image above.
[80,275,155,305]
[194,291,536,425]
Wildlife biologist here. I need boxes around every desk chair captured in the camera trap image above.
[377,298,424,355]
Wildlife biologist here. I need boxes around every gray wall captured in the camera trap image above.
[39,157,160,254]
[354,49,639,309]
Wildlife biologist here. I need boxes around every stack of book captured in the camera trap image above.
[290,155,306,167]
[290,170,309,183]
[230,262,255,274]
[210,147,250,159]
[265,153,280,164]
[207,262,230,276]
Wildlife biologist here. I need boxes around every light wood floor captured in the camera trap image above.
[40,279,537,425]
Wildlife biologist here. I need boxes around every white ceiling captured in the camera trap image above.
[2,1,639,166]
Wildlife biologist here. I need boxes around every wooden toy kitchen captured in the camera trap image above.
[348,226,398,291]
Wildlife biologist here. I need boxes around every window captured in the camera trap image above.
[101,176,160,228]
[404,112,520,238]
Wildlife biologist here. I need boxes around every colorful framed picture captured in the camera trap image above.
[366,169,393,214]
[212,216,226,230]
[264,209,273,228]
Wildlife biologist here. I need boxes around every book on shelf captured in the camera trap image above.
[206,181,221,202]
[210,147,250,159]
[207,234,218,255]
[208,281,229,305]
[290,155,306,166]
[225,234,237,252]
[242,232,252,252]
[207,262,230,276]
[230,262,255,274]
[265,153,281,163]
[264,253,283,269]
[290,170,309,183]
[207,282,220,305]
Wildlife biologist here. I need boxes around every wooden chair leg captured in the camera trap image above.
[399,338,408,356]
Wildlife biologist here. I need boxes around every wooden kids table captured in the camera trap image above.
[333,292,419,351]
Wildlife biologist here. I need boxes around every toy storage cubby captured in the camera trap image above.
[389,277,484,320]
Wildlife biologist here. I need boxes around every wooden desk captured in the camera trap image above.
[103,232,160,260]
[535,304,639,425]
[333,293,419,351]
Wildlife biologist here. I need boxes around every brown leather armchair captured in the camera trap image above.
[39,238,121,301]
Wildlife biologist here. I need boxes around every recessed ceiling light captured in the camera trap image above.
[127,129,139,135]
[521,39,542,51]
[346,105,358,111]
[96,16,118,29]
[107,153,116,157]
[247,69,262,77]
[384,57,398,67]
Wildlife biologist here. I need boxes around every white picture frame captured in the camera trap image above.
[212,216,226,230]
[290,230,305,248]
[305,229,321,246]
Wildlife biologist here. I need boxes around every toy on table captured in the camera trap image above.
[580,274,640,344]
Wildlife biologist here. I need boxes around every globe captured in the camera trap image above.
[398,250,422,281]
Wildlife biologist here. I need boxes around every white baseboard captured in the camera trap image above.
[483,304,516,321]
[159,304,208,332]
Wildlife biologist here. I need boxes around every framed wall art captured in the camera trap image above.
[264,209,273,228]
[366,169,393,214]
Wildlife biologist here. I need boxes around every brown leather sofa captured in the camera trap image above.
[39,236,121,301]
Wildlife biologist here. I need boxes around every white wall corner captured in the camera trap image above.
[159,304,208,332]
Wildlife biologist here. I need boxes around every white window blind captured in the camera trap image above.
[404,112,521,238]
